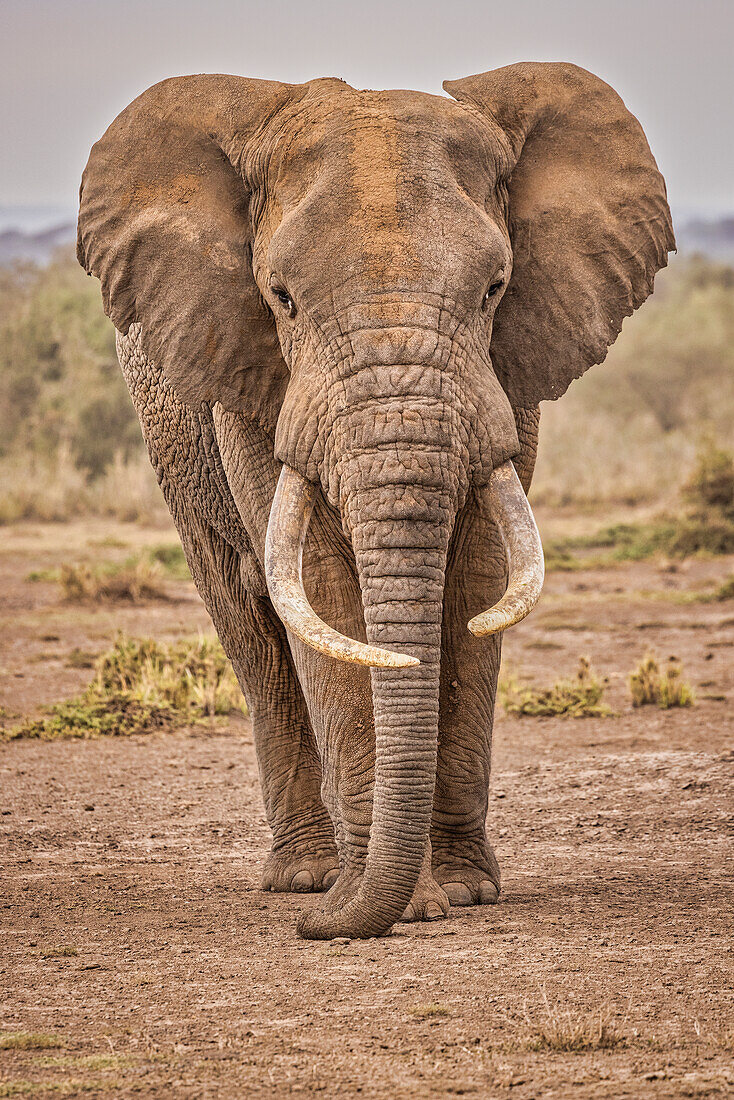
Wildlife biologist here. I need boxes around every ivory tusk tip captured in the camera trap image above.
[467,613,506,637]
[389,653,421,669]
[466,617,485,637]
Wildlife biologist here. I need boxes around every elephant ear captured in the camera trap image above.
[77,75,303,419]
[443,62,675,405]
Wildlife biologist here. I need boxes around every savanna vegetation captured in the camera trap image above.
[532,257,734,508]
[0,253,163,524]
[1,249,732,526]
[2,634,244,742]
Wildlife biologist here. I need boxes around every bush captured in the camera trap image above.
[629,654,694,709]
[0,254,139,475]
[684,441,734,510]
[58,560,168,603]
[501,658,613,718]
[0,253,168,525]
[0,445,165,525]
[4,635,244,741]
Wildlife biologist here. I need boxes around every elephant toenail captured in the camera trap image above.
[443,882,473,906]
[290,870,314,892]
[424,902,445,920]
[401,904,416,922]
[478,881,499,904]
[322,868,339,890]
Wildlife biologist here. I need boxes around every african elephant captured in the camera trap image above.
[77,63,674,940]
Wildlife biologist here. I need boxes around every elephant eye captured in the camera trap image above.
[483,280,504,308]
[271,284,296,318]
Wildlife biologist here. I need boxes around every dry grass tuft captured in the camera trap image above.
[33,1055,131,1071]
[40,945,78,959]
[501,658,613,719]
[629,654,695,709]
[58,559,168,603]
[524,991,626,1053]
[0,1032,64,1051]
[4,635,244,741]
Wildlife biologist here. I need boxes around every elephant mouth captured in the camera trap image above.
[264,460,545,666]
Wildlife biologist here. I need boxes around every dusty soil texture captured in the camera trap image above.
[1,520,733,1098]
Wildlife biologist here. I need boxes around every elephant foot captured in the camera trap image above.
[399,876,450,923]
[432,838,501,907]
[261,844,339,894]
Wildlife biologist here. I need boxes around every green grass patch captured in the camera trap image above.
[0,1033,64,1051]
[145,543,191,580]
[629,653,695,709]
[3,635,244,741]
[546,516,734,569]
[501,657,613,718]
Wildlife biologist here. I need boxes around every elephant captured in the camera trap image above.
[77,62,674,940]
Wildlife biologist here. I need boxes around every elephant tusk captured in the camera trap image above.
[468,460,545,637]
[265,466,420,669]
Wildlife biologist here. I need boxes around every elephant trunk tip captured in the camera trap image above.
[295,892,409,941]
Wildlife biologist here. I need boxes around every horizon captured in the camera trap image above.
[2,0,733,223]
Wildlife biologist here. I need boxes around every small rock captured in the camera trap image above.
[330,937,351,946]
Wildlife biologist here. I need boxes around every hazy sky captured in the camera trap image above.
[2,0,732,222]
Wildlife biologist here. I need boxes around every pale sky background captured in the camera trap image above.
[1,0,732,228]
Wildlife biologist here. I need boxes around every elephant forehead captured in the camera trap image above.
[265,89,508,214]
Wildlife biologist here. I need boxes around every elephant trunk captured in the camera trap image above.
[296,443,456,939]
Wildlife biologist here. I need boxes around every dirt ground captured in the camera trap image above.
[1,518,732,1099]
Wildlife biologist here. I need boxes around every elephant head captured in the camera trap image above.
[77,65,673,938]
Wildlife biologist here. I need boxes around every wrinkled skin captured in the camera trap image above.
[78,65,674,939]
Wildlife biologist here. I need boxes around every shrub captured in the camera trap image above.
[4,635,244,741]
[58,560,168,603]
[684,440,734,510]
[543,442,734,570]
[629,654,695,709]
[0,254,139,476]
[501,658,613,718]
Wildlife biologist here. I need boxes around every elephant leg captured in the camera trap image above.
[167,494,339,894]
[431,500,507,907]
[116,340,338,893]
[236,598,340,894]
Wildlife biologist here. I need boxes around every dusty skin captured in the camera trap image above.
[1,518,732,1098]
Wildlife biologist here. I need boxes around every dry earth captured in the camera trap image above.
[1,519,733,1099]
